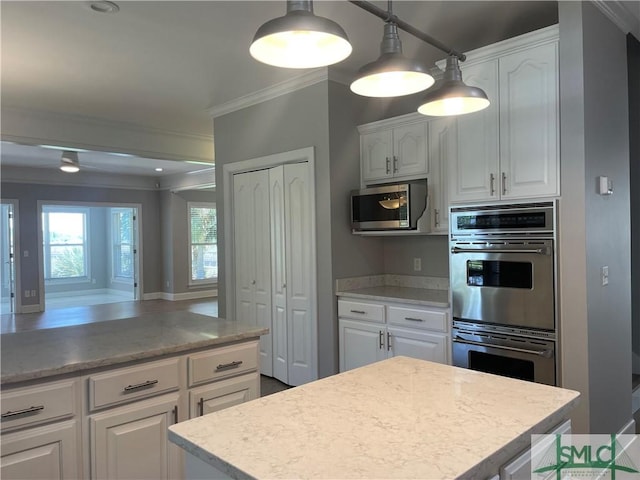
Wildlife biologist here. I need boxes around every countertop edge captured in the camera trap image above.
[1,328,268,386]
[336,290,450,308]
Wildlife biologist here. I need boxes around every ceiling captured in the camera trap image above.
[1,0,629,176]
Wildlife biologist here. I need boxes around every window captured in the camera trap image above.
[42,207,89,280]
[188,203,217,284]
[111,208,134,281]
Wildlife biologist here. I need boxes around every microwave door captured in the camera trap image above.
[352,191,409,230]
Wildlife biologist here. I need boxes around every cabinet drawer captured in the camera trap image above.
[338,299,384,323]
[88,357,180,411]
[189,372,259,418]
[188,341,258,387]
[387,305,448,332]
[0,379,77,431]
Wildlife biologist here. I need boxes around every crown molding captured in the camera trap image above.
[592,0,640,38]
[208,69,330,118]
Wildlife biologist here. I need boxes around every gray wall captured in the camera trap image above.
[0,182,163,306]
[383,236,449,278]
[559,1,632,433]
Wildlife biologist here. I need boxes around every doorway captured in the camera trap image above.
[38,202,141,310]
[1,200,20,314]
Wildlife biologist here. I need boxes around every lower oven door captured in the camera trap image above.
[450,240,555,330]
[452,328,556,386]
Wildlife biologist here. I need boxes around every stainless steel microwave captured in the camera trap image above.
[351,181,428,231]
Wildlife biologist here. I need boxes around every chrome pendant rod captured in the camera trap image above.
[348,0,466,62]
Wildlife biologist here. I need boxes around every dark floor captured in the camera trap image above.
[261,375,292,396]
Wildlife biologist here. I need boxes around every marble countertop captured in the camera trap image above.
[169,356,580,480]
[337,285,449,307]
[1,312,268,385]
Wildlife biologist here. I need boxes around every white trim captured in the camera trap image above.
[592,0,640,39]
[1,199,22,314]
[209,70,329,118]
[142,290,217,301]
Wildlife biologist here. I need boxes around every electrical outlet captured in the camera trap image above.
[31,290,36,297]
[24,290,30,298]
[413,258,422,272]
[601,266,609,286]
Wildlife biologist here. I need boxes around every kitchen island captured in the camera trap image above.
[1,311,268,480]
[169,356,579,480]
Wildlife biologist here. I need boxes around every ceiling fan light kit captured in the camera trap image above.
[251,0,489,116]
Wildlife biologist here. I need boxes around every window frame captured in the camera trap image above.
[110,208,135,284]
[42,206,91,283]
[187,201,217,286]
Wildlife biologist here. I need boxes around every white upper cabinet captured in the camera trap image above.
[427,117,455,233]
[499,41,559,199]
[360,116,428,185]
[447,25,559,204]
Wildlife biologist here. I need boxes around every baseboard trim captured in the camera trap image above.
[142,290,217,301]
[20,304,42,314]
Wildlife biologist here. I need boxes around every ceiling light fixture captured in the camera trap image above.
[251,0,490,116]
[417,55,490,116]
[250,0,352,69]
[155,167,164,172]
[88,1,119,14]
[350,21,433,97]
[60,151,80,173]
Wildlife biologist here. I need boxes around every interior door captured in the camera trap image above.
[1,203,16,314]
[233,170,272,375]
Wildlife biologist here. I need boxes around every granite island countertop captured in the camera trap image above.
[169,356,580,480]
[1,311,268,385]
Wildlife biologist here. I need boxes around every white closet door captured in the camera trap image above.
[233,170,272,375]
[269,166,288,384]
[284,162,315,386]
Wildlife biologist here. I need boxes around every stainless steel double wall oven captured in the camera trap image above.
[450,202,558,385]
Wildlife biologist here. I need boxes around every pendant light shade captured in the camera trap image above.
[60,151,80,173]
[417,55,490,116]
[250,0,352,69]
[350,22,434,97]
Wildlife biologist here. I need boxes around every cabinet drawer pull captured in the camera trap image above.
[350,309,366,314]
[404,317,424,322]
[1,405,45,419]
[216,360,243,372]
[123,379,159,392]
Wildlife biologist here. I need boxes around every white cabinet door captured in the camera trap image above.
[233,169,272,376]
[339,319,386,372]
[283,162,315,386]
[388,326,448,365]
[428,117,455,233]
[188,373,259,418]
[361,130,393,183]
[499,42,558,199]
[90,393,181,480]
[393,123,428,179]
[448,59,500,203]
[1,420,79,480]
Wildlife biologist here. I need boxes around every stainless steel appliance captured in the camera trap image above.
[449,202,558,385]
[351,181,428,231]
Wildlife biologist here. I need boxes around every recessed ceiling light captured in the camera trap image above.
[155,168,164,172]
[88,1,119,14]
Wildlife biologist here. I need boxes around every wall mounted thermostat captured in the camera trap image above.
[598,176,613,195]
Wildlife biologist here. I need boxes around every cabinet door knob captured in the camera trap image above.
[251,280,256,285]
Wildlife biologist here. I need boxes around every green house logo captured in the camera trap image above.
[532,434,640,479]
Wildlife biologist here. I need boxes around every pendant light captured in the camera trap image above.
[250,0,352,69]
[417,55,490,116]
[350,5,433,97]
[60,151,80,173]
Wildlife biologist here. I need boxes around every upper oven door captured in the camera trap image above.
[450,240,555,330]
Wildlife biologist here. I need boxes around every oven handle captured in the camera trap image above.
[453,336,553,358]
[450,246,548,255]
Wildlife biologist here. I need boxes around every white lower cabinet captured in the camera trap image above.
[1,340,260,480]
[1,419,80,480]
[339,298,450,372]
[89,393,181,480]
